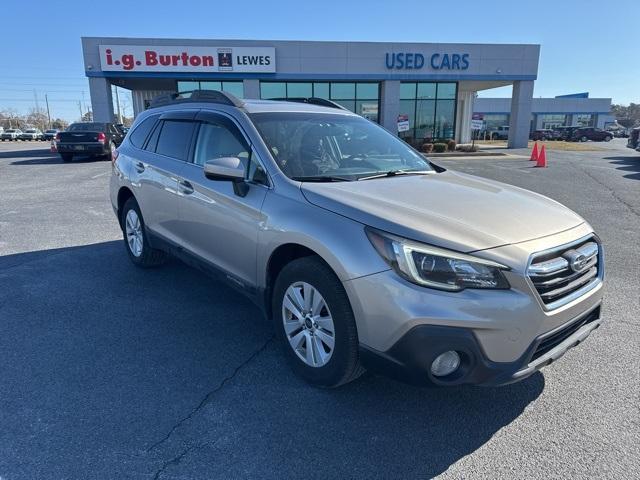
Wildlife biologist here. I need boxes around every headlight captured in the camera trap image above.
[366,227,510,291]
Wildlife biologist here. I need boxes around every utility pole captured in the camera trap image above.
[114,86,122,124]
[45,94,52,129]
[78,101,83,120]
[33,89,40,111]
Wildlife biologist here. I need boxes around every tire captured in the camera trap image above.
[581,136,588,142]
[604,136,612,142]
[120,197,166,268]
[61,154,73,163]
[105,140,116,160]
[272,256,364,388]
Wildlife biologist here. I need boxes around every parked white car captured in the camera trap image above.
[19,129,43,141]
[0,129,22,141]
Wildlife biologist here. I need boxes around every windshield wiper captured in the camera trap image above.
[291,175,352,182]
[357,170,431,181]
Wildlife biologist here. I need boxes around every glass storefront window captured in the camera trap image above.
[417,83,436,99]
[538,114,567,129]
[356,83,379,99]
[415,100,435,140]
[480,114,510,132]
[177,81,199,92]
[434,100,456,138]
[436,83,456,99]
[330,83,356,100]
[400,83,416,100]
[259,82,380,123]
[260,82,286,99]
[222,82,244,98]
[356,101,379,122]
[313,83,330,99]
[177,80,244,98]
[200,81,222,90]
[399,82,458,142]
[333,100,356,111]
[287,82,313,98]
[575,114,594,127]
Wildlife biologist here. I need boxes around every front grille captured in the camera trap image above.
[528,236,601,309]
[530,306,600,362]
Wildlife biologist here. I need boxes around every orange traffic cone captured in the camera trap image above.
[535,144,547,168]
[50,140,57,153]
[530,141,539,161]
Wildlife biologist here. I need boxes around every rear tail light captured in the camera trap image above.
[111,148,119,165]
[97,132,106,143]
[54,133,60,141]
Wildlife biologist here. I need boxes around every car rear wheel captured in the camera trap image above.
[604,136,612,142]
[272,256,364,388]
[105,141,116,160]
[581,136,588,142]
[121,197,166,268]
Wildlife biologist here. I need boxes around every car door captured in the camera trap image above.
[176,110,269,289]
[108,123,125,146]
[131,111,197,245]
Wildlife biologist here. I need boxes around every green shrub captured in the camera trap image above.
[421,143,434,153]
[456,144,478,152]
[433,143,448,153]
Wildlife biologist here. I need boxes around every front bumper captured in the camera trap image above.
[360,304,602,386]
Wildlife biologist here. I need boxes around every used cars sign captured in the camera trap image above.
[98,45,276,73]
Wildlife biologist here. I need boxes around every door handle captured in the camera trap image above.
[178,179,194,195]
[134,161,145,173]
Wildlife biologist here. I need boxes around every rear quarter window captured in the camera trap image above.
[128,116,158,148]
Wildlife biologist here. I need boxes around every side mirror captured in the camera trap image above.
[203,157,248,196]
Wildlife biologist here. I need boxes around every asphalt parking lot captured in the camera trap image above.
[0,139,638,479]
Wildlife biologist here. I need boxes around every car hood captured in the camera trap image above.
[300,170,585,252]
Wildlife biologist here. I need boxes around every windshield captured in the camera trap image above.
[250,112,433,181]
[68,123,105,131]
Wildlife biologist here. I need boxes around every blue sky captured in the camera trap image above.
[1,0,636,121]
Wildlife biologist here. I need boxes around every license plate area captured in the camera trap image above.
[73,145,85,151]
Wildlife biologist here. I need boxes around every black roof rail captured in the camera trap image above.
[271,97,348,110]
[149,89,244,108]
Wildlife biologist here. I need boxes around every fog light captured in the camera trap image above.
[430,351,461,377]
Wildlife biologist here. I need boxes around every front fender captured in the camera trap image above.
[257,190,390,289]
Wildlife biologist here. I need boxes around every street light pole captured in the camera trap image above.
[114,86,122,124]
[45,94,52,129]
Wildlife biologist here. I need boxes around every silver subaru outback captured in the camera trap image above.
[110,90,604,388]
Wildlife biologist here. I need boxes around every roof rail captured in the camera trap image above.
[149,89,244,109]
[271,97,348,110]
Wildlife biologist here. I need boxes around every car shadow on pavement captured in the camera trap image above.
[0,240,545,479]
[603,156,640,181]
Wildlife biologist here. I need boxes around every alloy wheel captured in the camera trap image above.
[125,209,143,257]
[282,281,335,367]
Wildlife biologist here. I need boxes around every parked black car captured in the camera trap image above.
[552,126,582,141]
[55,122,124,162]
[43,129,60,141]
[530,129,562,141]
[570,127,613,142]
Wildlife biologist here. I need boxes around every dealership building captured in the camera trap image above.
[82,37,541,148]
[474,93,615,133]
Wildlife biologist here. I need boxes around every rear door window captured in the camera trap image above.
[154,120,196,161]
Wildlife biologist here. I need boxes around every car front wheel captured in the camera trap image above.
[604,136,612,142]
[121,197,166,267]
[272,256,364,388]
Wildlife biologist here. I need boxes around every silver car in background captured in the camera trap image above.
[110,90,604,388]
